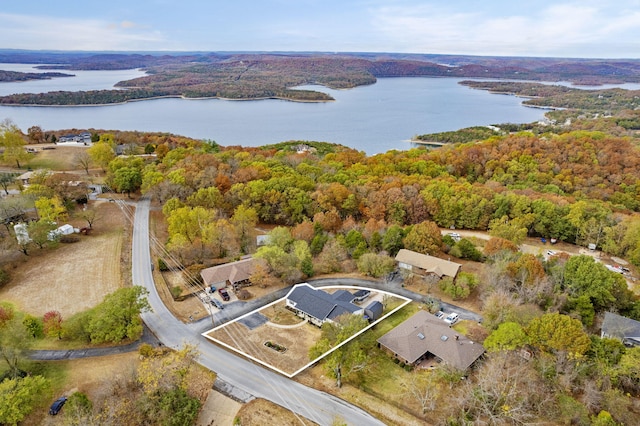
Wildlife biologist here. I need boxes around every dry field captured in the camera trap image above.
[0,201,125,317]
[234,398,320,426]
[208,313,322,376]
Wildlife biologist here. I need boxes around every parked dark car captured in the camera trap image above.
[49,396,67,415]
[218,287,230,301]
[210,298,224,309]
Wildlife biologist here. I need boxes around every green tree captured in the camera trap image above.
[381,224,404,256]
[526,313,590,357]
[64,391,93,426]
[86,286,151,344]
[113,166,142,197]
[562,255,631,323]
[26,219,57,249]
[22,314,43,338]
[488,214,533,245]
[450,238,482,261]
[87,140,115,171]
[0,119,29,168]
[0,173,16,195]
[231,205,258,254]
[484,322,528,352]
[0,375,50,425]
[309,314,371,388]
[0,314,32,379]
[34,196,66,223]
[356,252,396,278]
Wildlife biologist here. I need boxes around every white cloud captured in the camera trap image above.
[370,3,640,57]
[0,13,170,51]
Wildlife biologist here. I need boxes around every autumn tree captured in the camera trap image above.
[34,195,67,223]
[73,150,92,174]
[26,125,44,143]
[403,220,442,255]
[401,372,439,415]
[447,351,554,424]
[483,237,519,257]
[43,310,63,339]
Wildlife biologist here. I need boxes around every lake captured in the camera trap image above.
[0,63,551,155]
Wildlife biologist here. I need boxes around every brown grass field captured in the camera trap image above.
[0,201,125,317]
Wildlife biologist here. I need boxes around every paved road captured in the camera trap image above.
[133,197,385,426]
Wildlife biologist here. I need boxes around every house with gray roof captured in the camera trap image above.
[285,283,364,326]
[377,310,484,370]
[601,312,640,347]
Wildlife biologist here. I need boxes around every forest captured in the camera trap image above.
[91,124,640,424]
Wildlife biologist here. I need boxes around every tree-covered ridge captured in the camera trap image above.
[460,80,640,116]
[4,51,640,104]
[414,126,502,143]
[0,70,74,82]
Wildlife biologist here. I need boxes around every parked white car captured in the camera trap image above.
[444,312,459,325]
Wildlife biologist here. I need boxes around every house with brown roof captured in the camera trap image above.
[395,249,461,279]
[377,310,484,370]
[200,258,256,291]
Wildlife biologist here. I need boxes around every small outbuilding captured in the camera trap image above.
[364,301,383,322]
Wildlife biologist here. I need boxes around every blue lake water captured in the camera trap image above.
[0,63,553,154]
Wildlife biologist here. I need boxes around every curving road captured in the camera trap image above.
[132,197,385,426]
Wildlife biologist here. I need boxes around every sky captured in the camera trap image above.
[2,1,640,59]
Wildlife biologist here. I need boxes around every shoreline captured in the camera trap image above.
[0,93,335,107]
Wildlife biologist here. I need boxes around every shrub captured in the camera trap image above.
[236,289,252,300]
[158,258,169,271]
[60,235,80,243]
[139,343,155,358]
[170,286,183,299]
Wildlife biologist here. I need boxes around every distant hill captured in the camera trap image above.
[1,51,640,105]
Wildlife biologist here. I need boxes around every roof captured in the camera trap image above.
[200,258,256,286]
[601,312,640,345]
[377,310,484,370]
[395,249,461,278]
[364,301,384,318]
[286,284,361,322]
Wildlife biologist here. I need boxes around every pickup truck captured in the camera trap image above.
[218,287,230,301]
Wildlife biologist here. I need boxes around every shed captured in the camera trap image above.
[364,301,383,322]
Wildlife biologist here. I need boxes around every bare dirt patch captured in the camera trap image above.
[195,390,242,426]
[208,317,321,375]
[0,201,125,317]
[234,398,320,426]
